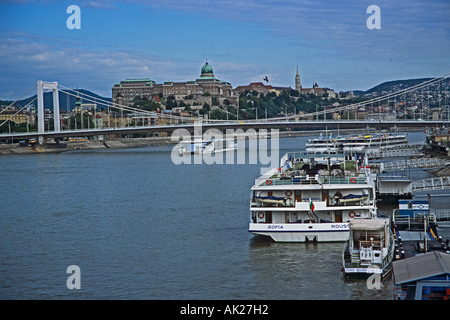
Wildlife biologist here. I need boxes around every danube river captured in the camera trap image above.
[1,131,448,300]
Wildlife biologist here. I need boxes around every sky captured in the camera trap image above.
[0,0,449,100]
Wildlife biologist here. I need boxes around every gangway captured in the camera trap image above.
[367,148,424,159]
[381,143,424,151]
[382,158,449,170]
[412,176,450,192]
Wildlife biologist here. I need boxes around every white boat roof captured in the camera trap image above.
[350,218,389,231]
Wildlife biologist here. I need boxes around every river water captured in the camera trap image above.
[1,131,448,300]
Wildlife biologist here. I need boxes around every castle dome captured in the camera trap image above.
[200,62,214,77]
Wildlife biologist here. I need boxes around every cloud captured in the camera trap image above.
[80,1,117,10]
[124,0,450,59]
[0,33,259,99]
[0,34,159,98]
[1,1,448,98]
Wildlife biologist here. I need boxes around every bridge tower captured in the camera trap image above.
[36,80,61,143]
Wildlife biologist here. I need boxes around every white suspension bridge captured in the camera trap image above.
[1,73,450,143]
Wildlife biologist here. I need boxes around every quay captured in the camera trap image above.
[391,198,450,300]
[2,119,449,144]
[0,136,173,155]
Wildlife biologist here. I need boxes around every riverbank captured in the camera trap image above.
[0,130,330,156]
[0,136,173,156]
[0,127,423,156]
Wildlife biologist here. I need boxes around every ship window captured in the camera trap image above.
[266,212,272,223]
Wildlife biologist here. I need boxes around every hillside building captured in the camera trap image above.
[112,62,235,106]
[295,65,336,98]
[233,82,292,96]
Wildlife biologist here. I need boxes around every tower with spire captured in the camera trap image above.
[74,88,82,113]
[295,65,301,91]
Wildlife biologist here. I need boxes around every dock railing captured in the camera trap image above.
[433,209,450,222]
[393,210,437,229]
[393,209,450,222]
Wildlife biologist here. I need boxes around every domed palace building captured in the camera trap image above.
[112,61,234,106]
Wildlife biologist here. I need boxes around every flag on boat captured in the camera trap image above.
[309,198,315,212]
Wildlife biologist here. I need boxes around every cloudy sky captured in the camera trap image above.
[0,0,449,99]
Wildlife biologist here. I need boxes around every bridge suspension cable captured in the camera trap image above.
[56,84,152,114]
[279,72,450,121]
[0,84,37,115]
[56,84,199,123]
[4,73,448,133]
[54,72,449,124]
[0,92,39,128]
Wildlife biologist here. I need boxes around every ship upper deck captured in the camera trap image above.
[253,151,373,189]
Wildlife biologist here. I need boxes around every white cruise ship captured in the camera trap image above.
[342,133,409,153]
[306,133,408,154]
[305,134,344,154]
[249,152,377,242]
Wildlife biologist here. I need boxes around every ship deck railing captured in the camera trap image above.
[254,174,367,187]
[359,240,383,251]
[282,151,348,160]
[345,238,395,268]
[250,198,374,208]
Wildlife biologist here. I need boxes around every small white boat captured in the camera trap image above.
[335,193,369,204]
[254,195,287,205]
[176,138,237,155]
[342,218,395,278]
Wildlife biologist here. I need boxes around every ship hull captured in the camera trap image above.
[249,222,350,242]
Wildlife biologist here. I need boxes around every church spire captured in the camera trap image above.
[295,65,301,91]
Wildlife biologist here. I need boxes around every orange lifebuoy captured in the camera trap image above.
[349,211,356,218]
[285,191,292,196]
[266,179,273,185]
[350,178,357,184]
[258,212,265,219]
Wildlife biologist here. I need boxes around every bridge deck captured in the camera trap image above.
[1,120,449,142]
